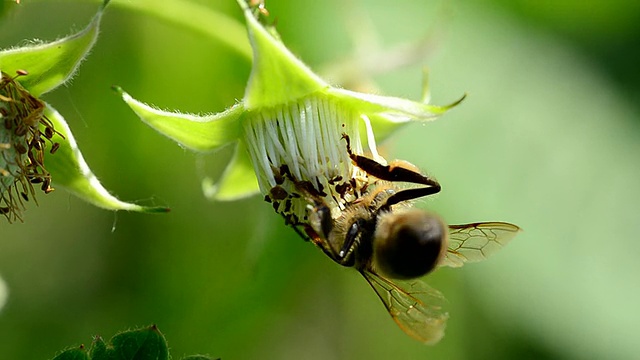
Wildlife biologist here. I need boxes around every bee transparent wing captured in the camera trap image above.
[361,270,448,345]
[440,222,521,268]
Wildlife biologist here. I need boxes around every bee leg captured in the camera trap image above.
[307,225,340,262]
[282,211,335,258]
[296,215,342,264]
[283,174,343,263]
[379,185,441,212]
[341,133,440,188]
[315,202,334,240]
[290,222,312,242]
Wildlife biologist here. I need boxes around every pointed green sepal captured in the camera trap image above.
[238,0,327,109]
[0,0,109,96]
[115,87,244,152]
[330,87,466,141]
[202,141,260,201]
[44,105,169,213]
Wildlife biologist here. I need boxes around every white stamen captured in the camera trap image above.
[362,114,385,165]
[243,94,385,221]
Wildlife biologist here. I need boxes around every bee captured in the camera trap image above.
[273,134,520,344]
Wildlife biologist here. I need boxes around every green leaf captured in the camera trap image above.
[44,105,169,213]
[102,325,168,360]
[0,0,109,96]
[59,325,211,360]
[238,0,327,109]
[115,87,244,152]
[202,141,260,201]
[52,346,90,360]
[89,337,108,360]
[89,325,168,360]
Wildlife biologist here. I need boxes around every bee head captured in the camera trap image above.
[372,209,447,280]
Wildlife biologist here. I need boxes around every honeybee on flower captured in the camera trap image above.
[116,0,519,344]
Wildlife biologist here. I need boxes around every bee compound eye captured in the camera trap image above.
[373,210,447,280]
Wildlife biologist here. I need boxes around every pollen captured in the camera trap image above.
[243,93,379,226]
[0,70,61,222]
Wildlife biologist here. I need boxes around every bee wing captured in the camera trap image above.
[361,270,448,345]
[439,222,521,268]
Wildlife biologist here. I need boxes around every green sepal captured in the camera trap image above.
[52,346,90,360]
[202,141,260,201]
[330,87,466,141]
[115,87,244,152]
[238,0,327,109]
[0,0,110,96]
[44,105,169,213]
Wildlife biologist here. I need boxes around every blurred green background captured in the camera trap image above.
[1,0,640,359]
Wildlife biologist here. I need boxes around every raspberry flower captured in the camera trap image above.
[0,0,168,222]
[115,0,462,206]
[116,0,518,345]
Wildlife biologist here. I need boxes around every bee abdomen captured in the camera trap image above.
[373,210,447,280]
